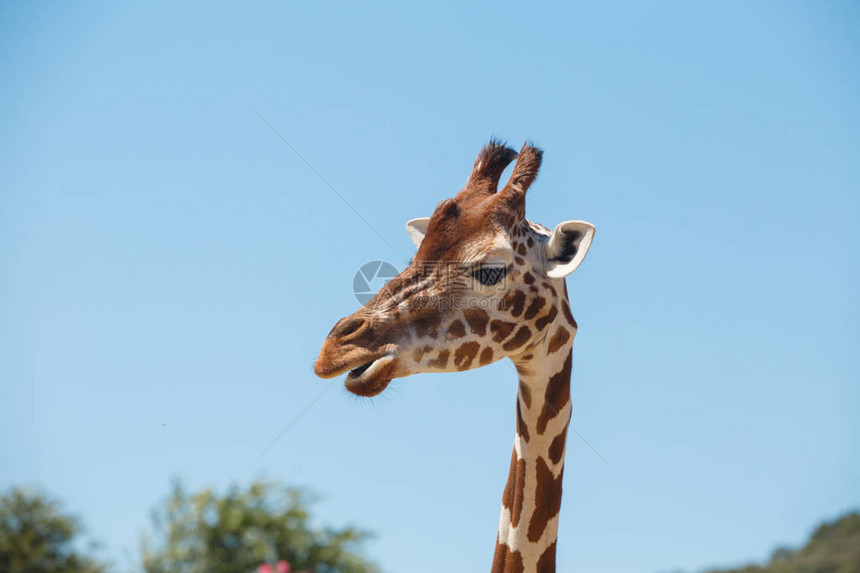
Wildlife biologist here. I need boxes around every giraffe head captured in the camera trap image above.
[314,140,594,396]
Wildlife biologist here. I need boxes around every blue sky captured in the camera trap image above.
[1,2,858,572]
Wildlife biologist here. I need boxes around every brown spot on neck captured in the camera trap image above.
[534,305,558,332]
[527,457,564,543]
[536,352,572,435]
[524,296,546,320]
[491,541,524,573]
[511,457,526,528]
[500,450,526,527]
[518,380,532,408]
[503,326,532,351]
[496,449,528,572]
[547,327,571,354]
[548,428,568,465]
[516,400,530,443]
[491,320,516,342]
[561,300,577,328]
[453,341,480,370]
[536,540,557,573]
[479,346,494,366]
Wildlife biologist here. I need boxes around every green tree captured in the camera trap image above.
[0,486,108,573]
[141,479,378,573]
[704,512,860,573]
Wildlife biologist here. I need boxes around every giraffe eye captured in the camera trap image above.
[472,266,508,287]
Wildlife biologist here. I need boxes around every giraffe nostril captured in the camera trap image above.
[330,317,367,340]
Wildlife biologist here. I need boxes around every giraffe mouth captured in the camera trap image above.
[349,361,374,378]
[345,355,396,397]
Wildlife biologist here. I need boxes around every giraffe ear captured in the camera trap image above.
[544,221,595,278]
[405,217,431,248]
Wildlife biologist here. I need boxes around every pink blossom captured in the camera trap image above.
[276,561,291,573]
[257,565,273,573]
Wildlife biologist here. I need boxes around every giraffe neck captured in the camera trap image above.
[491,300,576,573]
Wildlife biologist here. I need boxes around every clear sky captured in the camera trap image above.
[1,2,858,572]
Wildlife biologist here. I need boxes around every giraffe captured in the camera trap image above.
[314,140,595,573]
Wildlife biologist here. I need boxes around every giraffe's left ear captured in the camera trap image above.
[544,221,596,278]
[406,217,430,248]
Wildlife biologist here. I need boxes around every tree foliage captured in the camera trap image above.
[141,479,378,573]
[0,487,107,573]
[705,512,860,573]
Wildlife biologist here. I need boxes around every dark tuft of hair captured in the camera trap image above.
[507,142,543,191]
[467,139,518,193]
[549,230,581,263]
